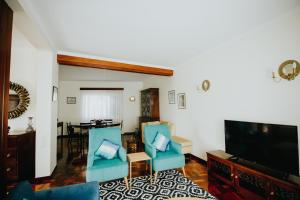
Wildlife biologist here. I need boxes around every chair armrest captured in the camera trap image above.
[118,146,127,161]
[145,143,157,158]
[87,154,94,168]
[170,140,182,154]
[35,181,99,200]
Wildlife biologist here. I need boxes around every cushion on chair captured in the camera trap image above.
[153,149,185,171]
[94,139,119,159]
[152,132,170,151]
[87,158,128,182]
[7,181,35,200]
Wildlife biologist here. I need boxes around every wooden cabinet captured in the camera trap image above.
[5,131,35,183]
[207,150,300,200]
[139,88,160,130]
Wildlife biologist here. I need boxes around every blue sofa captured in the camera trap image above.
[144,124,186,182]
[8,181,99,200]
[86,128,129,188]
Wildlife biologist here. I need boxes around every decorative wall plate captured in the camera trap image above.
[202,80,210,92]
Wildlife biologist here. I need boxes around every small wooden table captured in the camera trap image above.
[172,135,192,154]
[127,152,152,188]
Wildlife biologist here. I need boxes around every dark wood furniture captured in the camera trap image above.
[207,150,300,200]
[69,122,122,159]
[139,88,160,131]
[57,121,63,159]
[57,121,63,137]
[0,0,13,197]
[5,131,35,183]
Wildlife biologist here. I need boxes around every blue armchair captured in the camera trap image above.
[86,127,129,188]
[144,124,186,182]
[8,181,99,200]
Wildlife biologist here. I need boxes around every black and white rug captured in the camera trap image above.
[100,169,216,200]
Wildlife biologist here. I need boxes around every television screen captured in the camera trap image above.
[225,120,299,176]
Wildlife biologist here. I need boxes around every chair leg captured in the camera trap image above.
[154,172,158,183]
[182,167,186,176]
[124,177,129,189]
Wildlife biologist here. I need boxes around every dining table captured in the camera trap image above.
[70,122,121,160]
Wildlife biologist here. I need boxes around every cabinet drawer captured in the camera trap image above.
[7,137,18,147]
[6,148,17,159]
[5,162,18,181]
[271,183,300,200]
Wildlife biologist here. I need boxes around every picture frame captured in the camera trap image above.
[52,86,58,102]
[177,93,186,109]
[67,97,76,104]
[168,90,175,104]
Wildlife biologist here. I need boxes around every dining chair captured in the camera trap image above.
[66,123,81,154]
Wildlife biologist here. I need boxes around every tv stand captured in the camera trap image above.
[228,156,239,162]
[233,158,288,181]
[207,150,300,200]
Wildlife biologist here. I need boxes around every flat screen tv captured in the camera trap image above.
[225,120,299,176]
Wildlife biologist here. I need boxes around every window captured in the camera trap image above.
[80,90,123,122]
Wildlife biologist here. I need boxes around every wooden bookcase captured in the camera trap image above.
[139,88,160,131]
[207,150,300,200]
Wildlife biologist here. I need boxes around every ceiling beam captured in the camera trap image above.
[57,54,173,76]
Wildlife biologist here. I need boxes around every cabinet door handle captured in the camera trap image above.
[6,153,11,158]
[6,168,11,172]
[235,175,238,179]
[270,192,274,196]
[231,173,234,177]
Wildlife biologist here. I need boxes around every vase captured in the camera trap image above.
[26,117,34,132]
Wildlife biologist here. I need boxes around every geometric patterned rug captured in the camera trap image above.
[100,169,216,200]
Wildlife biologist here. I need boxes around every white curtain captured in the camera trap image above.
[80,90,123,123]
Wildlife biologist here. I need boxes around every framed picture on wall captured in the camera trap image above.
[67,97,76,104]
[52,86,58,102]
[168,90,175,104]
[177,93,186,109]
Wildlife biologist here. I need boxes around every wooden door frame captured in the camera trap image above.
[0,0,13,198]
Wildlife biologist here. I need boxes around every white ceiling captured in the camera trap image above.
[18,0,300,68]
[6,0,50,49]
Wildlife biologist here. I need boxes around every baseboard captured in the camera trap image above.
[35,165,57,184]
[187,153,207,166]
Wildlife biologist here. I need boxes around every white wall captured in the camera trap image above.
[9,26,37,131]
[9,11,58,178]
[58,81,143,134]
[143,6,300,168]
[35,50,58,178]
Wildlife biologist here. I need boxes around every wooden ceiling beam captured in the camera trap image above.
[57,54,173,76]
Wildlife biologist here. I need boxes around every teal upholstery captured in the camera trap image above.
[86,128,128,182]
[8,181,99,200]
[144,124,185,172]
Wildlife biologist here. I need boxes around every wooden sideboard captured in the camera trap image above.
[207,150,300,200]
[5,131,35,183]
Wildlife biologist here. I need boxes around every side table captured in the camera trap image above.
[172,135,192,161]
[127,152,152,188]
[172,135,192,154]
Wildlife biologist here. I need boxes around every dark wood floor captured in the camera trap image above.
[34,135,209,192]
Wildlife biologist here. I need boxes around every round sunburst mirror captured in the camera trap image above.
[9,82,30,119]
[278,60,300,81]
